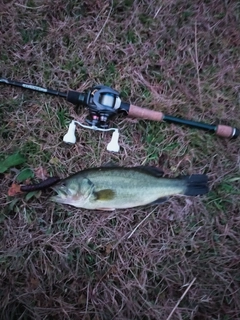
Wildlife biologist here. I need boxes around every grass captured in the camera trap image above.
[1,0,240,319]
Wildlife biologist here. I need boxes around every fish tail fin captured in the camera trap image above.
[182,174,209,196]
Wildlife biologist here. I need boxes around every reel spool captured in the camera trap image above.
[82,85,122,128]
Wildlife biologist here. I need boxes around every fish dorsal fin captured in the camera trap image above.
[94,189,115,201]
[134,166,164,177]
[102,161,120,167]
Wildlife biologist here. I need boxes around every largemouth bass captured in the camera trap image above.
[50,166,208,210]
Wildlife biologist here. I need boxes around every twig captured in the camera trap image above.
[166,277,197,320]
[154,6,162,19]
[88,0,113,48]
[194,22,203,111]
[15,3,46,9]
[127,208,155,239]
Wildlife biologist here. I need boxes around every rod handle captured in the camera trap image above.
[128,104,164,121]
[215,125,239,139]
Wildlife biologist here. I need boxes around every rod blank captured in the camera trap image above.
[0,77,67,98]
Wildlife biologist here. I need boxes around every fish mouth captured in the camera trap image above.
[50,186,70,203]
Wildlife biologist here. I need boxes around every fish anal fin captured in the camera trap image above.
[96,207,116,211]
[149,197,168,205]
[95,189,115,200]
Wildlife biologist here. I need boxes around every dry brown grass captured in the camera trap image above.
[1,0,240,319]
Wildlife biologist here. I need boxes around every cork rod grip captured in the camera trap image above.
[215,125,239,138]
[128,104,164,121]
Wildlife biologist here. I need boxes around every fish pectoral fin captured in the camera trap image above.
[149,197,168,205]
[94,189,115,201]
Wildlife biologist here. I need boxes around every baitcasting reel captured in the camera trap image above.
[75,85,124,128]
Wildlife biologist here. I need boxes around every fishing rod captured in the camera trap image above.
[0,77,239,139]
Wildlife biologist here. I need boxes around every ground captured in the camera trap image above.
[0,1,240,319]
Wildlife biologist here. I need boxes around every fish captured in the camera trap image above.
[50,166,209,211]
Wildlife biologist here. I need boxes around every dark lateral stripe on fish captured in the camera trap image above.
[182,174,209,196]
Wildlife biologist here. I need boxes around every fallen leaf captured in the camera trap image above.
[0,153,26,173]
[16,168,34,183]
[105,243,113,255]
[78,294,87,305]
[25,190,41,201]
[49,157,60,165]
[4,173,11,179]
[24,179,32,185]
[8,183,22,196]
[35,167,48,180]
[28,277,40,290]
[110,265,118,275]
